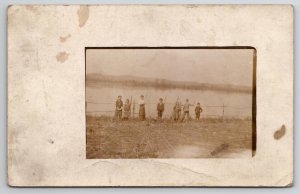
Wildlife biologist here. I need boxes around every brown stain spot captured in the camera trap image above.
[56,51,69,63]
[48,139,54,144]
[59,34,71,43]
[210,143,229,156]
[274,125,286,140]
[77,5,89,28]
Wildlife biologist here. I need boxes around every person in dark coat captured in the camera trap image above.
[195,102,203,120]
[157,98,165,121]
[123,98,131,120]
[138,95,146,120]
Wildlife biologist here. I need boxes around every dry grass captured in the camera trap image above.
[86,116,253,158]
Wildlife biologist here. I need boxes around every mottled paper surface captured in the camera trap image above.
[8,5,293,186]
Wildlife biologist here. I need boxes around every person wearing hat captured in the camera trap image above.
[115,95,123,121]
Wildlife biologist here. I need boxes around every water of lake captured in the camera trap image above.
[86,85,253,119]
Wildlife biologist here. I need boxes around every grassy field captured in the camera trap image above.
[86,116,253,159]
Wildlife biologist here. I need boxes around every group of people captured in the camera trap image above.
[114,95,203,121]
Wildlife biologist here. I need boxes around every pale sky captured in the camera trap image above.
[86,48,254,86]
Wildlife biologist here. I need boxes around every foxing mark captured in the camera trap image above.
[56,51,69,63]
[77,5,89,28]
[59,34,71,42]
[274,125,286,140]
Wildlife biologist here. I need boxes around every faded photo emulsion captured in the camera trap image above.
[85,48,256,159]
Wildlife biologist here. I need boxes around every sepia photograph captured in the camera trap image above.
[86,47,256,159]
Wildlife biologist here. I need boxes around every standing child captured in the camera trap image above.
[195,102,203,120]
[115,95,123,121]
[123,98,132,120]
[181,99,194,122]
[157,98,165,121]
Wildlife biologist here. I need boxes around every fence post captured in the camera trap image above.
[132,99,135,118]
[222,103,225,121]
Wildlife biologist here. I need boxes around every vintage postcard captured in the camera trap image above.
[8,5,293,186]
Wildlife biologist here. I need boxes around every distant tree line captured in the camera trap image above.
[87,74,252,94]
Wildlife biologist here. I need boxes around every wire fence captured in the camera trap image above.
[86,101,252,119]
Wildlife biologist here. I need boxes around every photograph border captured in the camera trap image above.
[84,46,257,158]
